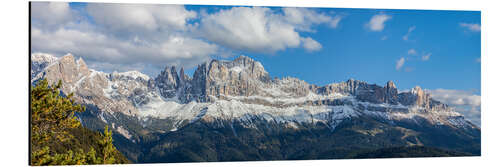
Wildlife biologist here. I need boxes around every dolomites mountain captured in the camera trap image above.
[31,53,480,162]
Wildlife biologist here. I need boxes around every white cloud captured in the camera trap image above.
[198,7,336,53]
[407,49,417,55]
[459,23,481,32]
[31,4,339,75]
[283,7,339,31]
[396,57,405,70]
[301,37,322,52]
[476,57,481,63]
[31,3,220,74]
[427,89,481,126]
[381,36,388,40]
[366,14,391,31]
[427,89,481,107]
[31,2,73,27]
[330,15,343,28]
[160,36,219,59]
[31,26,218,74]
[199,7,299,53]
[87,4,196,31]
[422,53,431,61]
[86,3,197,39]
[403,26,416,41]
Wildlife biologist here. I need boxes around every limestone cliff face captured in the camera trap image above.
[384,81,399,104]
[31,53,478,146]
[37,54,92,93]
[31,53,58,79]
[155,66,181,98]
[151,55,448,111]
[31,54,154,117]
[33,53,452,117]
[155,55,273,102]
[204,56,271,101]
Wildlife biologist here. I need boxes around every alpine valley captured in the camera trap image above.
[30,53,481,163]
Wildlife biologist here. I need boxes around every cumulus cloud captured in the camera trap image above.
[407,49,417,55]
[396,57,405,70]
[31,27,218,72]
[427,89,481,126]
[199,7,299,53]
[428,89,481,106]
[160,36,219,59]
[30,2,218,75]
[403,26,416,41]
[301,37,322,52]
[31,3,340,75]
[198,7,337,53]
[31,2,73,28]
[366,14,391,31]
[422,53,431,61]
[330,15,343,28]
[283,7,339,31]
[87,3,196,38]
[459,23,481,32]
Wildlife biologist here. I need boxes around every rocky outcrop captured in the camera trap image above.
[398,86,432,108]
[33,53,452,113]
[31,54,153,117]
[31,53,479,148]
[152,56,439,109]
[203,56,271,100]
[155,66,181,98]
[35,54,91,93]
[155,55,273,102]
[383,81,399,104]
[31,53,58,79]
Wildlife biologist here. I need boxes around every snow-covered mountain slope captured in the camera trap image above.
[30,53,479,141]
[31,53,58,79]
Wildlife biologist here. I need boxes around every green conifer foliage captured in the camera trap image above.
[30,79,129,165]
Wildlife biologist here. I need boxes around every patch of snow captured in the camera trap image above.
[31,53,58,63]
[230,66,243,73]
[222,91,347,105]
[116,126,132,140]
[114,70,150,80]
[98,112,108,124]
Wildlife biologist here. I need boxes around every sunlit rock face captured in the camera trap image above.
[31,53,479,144]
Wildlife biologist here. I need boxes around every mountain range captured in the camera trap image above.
[30,53,480,163]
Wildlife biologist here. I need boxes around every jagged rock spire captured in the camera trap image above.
[384,81,398,104]
[155,65,181,98]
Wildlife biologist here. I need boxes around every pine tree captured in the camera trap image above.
[30,79,129,165]
[100,126,116,164]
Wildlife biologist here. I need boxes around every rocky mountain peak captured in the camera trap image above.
[396,85,432,107]
[49,54,90,85]
[179,67,189,82]
[386,80,397,89]
[31,54,479,150]
[31,53,59,79]
[411,86,424,95]
[155,65,181,98]
[32,52,58,63]
[60,53,75,63]
[234,55,252,62]
[384,81,398,104]
[76,57,90,76]
[410,86,431,107]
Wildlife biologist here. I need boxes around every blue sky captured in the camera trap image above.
[30,2,481,125]
[203,7,481,92]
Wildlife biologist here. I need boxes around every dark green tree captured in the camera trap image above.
[30,79,129,165]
